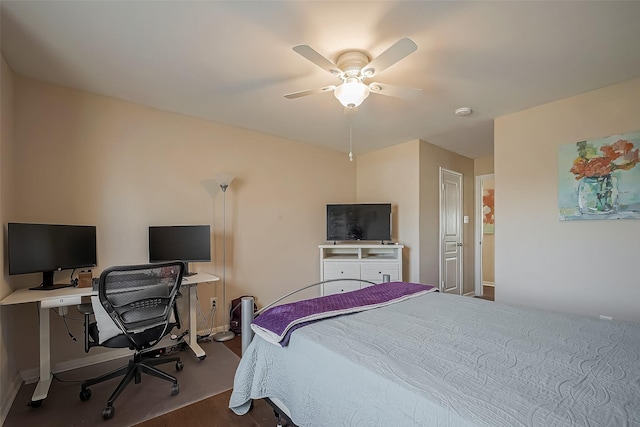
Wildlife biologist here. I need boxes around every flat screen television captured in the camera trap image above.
[8,222,97,290]
[149,225,211,276]
[326,203,392,243]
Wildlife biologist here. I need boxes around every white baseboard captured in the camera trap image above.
[463,291,476,297]
[1,371,23,426]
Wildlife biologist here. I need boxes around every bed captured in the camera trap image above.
[229,282,640,426]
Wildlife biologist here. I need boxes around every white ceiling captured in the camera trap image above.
[2,1,640,159]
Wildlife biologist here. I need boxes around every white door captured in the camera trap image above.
[439,168,463,294]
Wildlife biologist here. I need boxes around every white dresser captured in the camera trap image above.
[319,244,404,295]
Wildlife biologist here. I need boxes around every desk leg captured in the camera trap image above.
[31,304,53,405]
[186,285,206,360]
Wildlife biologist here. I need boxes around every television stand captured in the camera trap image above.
[319,243,404,296]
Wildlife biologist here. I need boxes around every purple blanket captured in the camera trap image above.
[251,282,437,346]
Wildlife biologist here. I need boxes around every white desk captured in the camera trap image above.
[0,272,219,405]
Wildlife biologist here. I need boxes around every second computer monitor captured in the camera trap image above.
[148,225,211,276]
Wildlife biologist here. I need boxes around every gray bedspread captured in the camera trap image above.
[229,292,640,426]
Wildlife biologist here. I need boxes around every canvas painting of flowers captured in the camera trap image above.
[558,130,640,220]
[483,187,495,234]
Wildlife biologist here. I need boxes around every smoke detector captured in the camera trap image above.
[454,107,472,116]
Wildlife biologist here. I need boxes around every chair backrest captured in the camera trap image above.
[98,261,184,349]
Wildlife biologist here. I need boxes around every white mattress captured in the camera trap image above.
[230,292,640,426]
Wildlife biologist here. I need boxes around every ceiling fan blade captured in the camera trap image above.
[284,85,336,99]
[292,45,343,76]
[361,38,417,77]
[368,82,422,99]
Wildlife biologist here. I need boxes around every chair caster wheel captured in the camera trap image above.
[102,406,114,420]
[175,361,183,371]
[198,355,206,361]
[79,388,92,401]
[29,399,43,408]
[171,383,179,395]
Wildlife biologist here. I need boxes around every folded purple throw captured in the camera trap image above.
[252,282,437,346]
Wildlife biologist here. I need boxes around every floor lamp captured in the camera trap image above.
[213,173,235,342]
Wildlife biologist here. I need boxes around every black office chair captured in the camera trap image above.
[78,261,185,420]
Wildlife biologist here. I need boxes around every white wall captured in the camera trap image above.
[495,76,640,322]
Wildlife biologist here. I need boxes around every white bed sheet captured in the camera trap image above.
[230,292,640,426]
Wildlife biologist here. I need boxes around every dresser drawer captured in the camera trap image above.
[323,282,361,295]
[323,262,360,280]
[360,263,399,284]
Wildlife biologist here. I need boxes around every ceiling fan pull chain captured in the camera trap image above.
[349,121,353,162]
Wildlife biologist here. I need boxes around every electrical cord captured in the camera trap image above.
[197,300,215,335]
[50,307,82,342]
[61,313,78,342]
[195,294,215,338]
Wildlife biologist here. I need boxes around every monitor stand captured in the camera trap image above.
[30,283,75,291]
[182,261,198,277]
[29,271,75,291]
[183,262,197,277]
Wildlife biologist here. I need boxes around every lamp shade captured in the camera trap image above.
[334,78,370,108]
[213,173,234,187]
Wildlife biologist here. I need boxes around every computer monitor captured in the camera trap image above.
[148,225,211,276]
[8,222,97,290]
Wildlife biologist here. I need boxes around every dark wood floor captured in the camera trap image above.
[475,284,495,301]
[135,337,288,427]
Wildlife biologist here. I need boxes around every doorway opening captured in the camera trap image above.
[474,174,495,301]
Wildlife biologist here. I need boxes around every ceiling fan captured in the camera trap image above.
[284,38,421,110]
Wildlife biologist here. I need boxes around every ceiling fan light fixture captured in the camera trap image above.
[334,77,370,108]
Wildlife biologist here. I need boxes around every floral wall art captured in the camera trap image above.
[558,130,640,220]
[483,186,495,234]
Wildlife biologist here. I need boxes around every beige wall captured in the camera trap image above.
[356,139,475,293]
[474,157,494,176]
[1,54,17,423]
[356,140,420,281]
[419,141,475,293]
[495,76,640,322]
[7,75,356,373]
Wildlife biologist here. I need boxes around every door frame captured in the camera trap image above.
[474,173,494,296]
[439,167,464,294]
